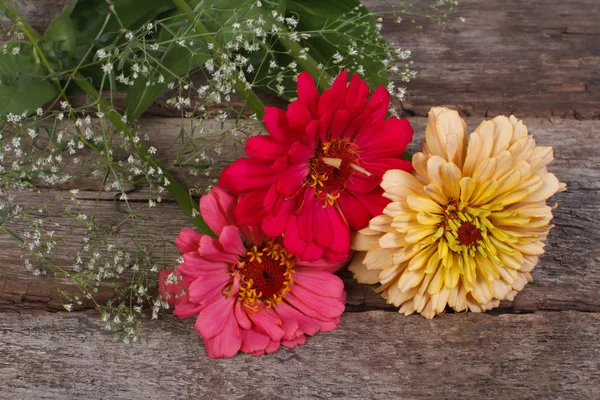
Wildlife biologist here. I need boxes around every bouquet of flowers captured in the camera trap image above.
[0,0,564,358]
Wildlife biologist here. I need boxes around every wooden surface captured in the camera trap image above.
[2,310,599,399]
[1,0,600,398]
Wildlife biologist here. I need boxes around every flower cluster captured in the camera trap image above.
[161,71,414,357]
[162,77,564,358]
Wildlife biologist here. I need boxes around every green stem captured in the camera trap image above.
[2,0,214,236]
[278,30,333,92]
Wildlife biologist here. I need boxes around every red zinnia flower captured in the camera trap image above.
[219,71,414,262]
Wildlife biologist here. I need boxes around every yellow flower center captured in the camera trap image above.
[234,242,295,309]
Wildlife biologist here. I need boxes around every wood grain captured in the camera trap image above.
[0,117,598,314]
[1,310,598,399]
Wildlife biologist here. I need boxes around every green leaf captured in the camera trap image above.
[43,2,77,69]
[286,0,388,89]
[0,42,58,120]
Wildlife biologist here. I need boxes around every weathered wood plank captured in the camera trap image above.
[2,0,598,119]
[0,118,598,313]
[367,0,600,119]
[0,310,598,399]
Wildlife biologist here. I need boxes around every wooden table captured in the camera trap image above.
[1,1,599,398]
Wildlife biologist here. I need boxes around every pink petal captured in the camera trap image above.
[281,317,299,341]
[344,173,380,193]
[240,329,271,355]
[337,192,371,231]
[178,252,229,281]
[173,300,203,319]
[235,300,252,330]
[218,158,275,195]
[218,225,246,256]
[282,335,306,349]
[275,302,320,336]
[198,235,239,264]
[293,269,345,299]
[175,228,202,254]
[188,273,232,304]
[195,295,235,339]
[200,186,237,235]
[284,292,328,321]
[289,285,345,319]
[265,340,281,354]
[318,111,334,142]
[247,308,286,342]
[203,310,243,358]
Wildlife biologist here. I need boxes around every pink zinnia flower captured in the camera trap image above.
[160,187,347,358]
[219,71,414,262]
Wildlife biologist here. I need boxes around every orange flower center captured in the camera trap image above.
[235,243,295,308]
[456,221,483,247]
[306,138,367,206]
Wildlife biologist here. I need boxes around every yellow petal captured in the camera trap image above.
[407,194,443,213]
[349,253,381,284]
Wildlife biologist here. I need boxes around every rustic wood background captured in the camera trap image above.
[1,0,599,399]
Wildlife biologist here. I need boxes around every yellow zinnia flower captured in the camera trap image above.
[350,107,566,319]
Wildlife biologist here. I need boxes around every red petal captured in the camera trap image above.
[264,107,296,143]
[330,109,350,140]
[297,71,318,118]
[245,135,290,160]
[283,215,308,256]
[337,192,371,231]
[355,117,414,158]
[234,188,269,226]
[219,158,275,195]
[365,84,390,123]
[313,203,333,248]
